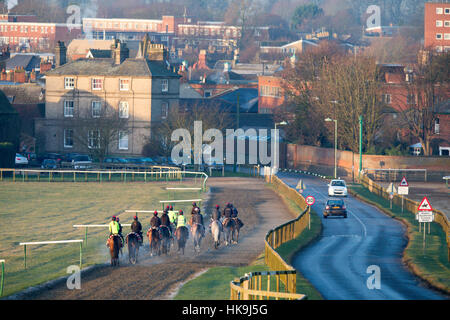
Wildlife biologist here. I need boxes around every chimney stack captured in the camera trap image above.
[55,41,67,67]
[112,39,129,65]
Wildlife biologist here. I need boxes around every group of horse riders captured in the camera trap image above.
[107,201,242,248]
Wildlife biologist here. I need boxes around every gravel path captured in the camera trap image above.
[19,177,294,300]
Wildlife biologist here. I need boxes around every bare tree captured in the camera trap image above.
[69,104,129,163]
[394,51,450,156]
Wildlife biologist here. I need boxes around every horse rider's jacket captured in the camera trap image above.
[211,208,221,221]
[150,216,161,229]
[177,215,186,228]
[109,221,120,235]
[168,210,178,224]
[223,207,232,218]
[131,220,143,242]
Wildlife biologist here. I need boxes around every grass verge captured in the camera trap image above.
[174,182,323,300]
[348,184,450,294]
[0,181,203,297]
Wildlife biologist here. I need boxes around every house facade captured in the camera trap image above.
[36,38,180,157]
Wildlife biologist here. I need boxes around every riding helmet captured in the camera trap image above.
[215,204,220,209]
[154,210,158,215]
[133,216,138,220]
[179,210,183,215]
[169,205,173,210]
[192,202,197,206]
[112,216,116,220]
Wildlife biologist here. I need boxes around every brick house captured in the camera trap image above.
[424,2,450,52]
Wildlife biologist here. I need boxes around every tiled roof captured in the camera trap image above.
[45,58,180,78]
[5,55,41,72]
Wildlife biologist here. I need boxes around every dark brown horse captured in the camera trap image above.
[147,228,160,257]
[159,225,171,255]
[107,235,120,266]
[175,226,189,255]
[232,217,244,244]
[222,217,235,246]
[126,232,140,264]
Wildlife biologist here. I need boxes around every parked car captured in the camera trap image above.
[323,199,347,219]
[139,157,157,165]
[72,155,93,169]
[41,159,58,169]
[38,153,64,165]
[15,153,28,166]
[328,179,348,197]
[65,153,82,162]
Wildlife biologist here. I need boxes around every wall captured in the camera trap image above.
[286,144,450,180]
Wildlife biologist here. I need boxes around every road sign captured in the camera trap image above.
[418,212,434,223]
[399,176,409,187]
[305,195,315,206]
[398,186,409,195]
[386,183,397,194]
[296,179,305,190]
[418,197,433,211]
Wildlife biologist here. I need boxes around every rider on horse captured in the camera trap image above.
[160,208,172,237]
[131,215,143,246]
[168,205,178,226]
[230,203,244,229]
[116,217,125,247]
[108,216,122,248]
[190,203,205,237]
[222,203,233,226]
[211,204,221,221]
[148,210,161,238]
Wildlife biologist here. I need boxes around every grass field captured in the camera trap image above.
[349,184,450,294]
[0,181,204,297]
[174,183,323,300]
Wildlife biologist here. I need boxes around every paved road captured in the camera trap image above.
[278,172,446,300]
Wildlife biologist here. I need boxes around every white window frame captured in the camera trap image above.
[437,8,443,15]
[64,77,75,89]
[436,20,443,27]
[383,94,391,104]
[118,131,129,150]
[119,101,129,118]
[445,8,450,15]
[64,129,73,148]
[436,33,443,40]
[445,21,450,27]
[161,101,169,119]
[119,79,129,91]
[161,79,169,93]
[64,100,74,117]
[88,130,100,149]
[92,101,101,118]
[91,78,103,91]
[444,33,450,40]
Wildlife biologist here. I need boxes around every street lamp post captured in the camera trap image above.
[325,118,338,179]
[274,121,288,171]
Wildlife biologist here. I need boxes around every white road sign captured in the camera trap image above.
[398,186,409,195]
[418,212,434,223]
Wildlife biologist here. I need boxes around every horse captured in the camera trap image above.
[191,223,204,253]
[222,217,235,246]
[126,232,140,264]
[107,235,121,266]
[147,228,160,257]
[210,219,222,249]
[232,217,244,244]
[159,225,171,255]
[175,226,189,255]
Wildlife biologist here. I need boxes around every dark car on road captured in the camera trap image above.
[323,199,347,219]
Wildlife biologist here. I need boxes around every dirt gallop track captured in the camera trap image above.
[21,178,294,300]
